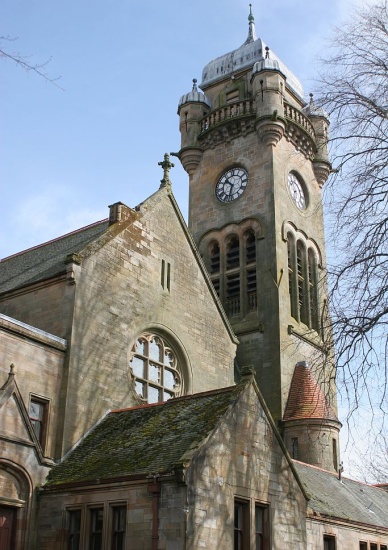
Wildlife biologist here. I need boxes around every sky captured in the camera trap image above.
[0,0,377,477]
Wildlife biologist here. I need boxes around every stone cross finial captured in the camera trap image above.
[158,153,174,189]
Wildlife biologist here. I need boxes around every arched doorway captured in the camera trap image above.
[0,462,31,550]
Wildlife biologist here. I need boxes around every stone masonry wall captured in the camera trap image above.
[60,188,236,454]
[184,381,307,549]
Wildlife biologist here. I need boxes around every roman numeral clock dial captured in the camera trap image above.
[215,168,248,203]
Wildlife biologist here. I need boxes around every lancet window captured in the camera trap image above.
[287,230,320,331]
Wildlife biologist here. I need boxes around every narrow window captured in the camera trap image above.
[287,234,297,319]
[380,545,387,550]
[332,439,338,472]
[370,544,378,550]
[111,506,126,550]
[245,230,257,312]
[359,543,367,550]
[308,249,318,330]
[161,260,171,291]
[291,437,299,459]
[29,397,49,450]
[255,505,268,550]
[226,237,240,269]
[209,241,220,296]
[90,508,103,550]
[166,262,171,292]
[234,500,249,550]
[161,259,165,288]
[210,241,220,273]
[67,510,81,550]
[246,269,257,311]
[245,231,256,263]
[297,242,307,324]
[323,535,336,550]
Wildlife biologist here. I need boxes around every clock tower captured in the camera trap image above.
[176,7,341,470]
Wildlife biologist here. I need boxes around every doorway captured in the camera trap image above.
[0,507,16,550]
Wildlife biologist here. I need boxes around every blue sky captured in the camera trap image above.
[1,0,376,476]
[1,0,360,259]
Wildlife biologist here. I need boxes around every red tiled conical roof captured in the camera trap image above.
[283,362,339,422]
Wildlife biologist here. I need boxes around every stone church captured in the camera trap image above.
[1,8,387,550]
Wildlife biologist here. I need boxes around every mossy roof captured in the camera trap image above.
[46,384,244,487]
[0,220,108,293]
[294,461,388,529]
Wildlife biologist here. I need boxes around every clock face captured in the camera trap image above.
[288,173,306,210]
[215,168,248,203]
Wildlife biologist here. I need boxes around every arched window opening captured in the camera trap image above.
[286,229,321,331]
[287,234,297,319]
[201,222,262,319]
[245,230,257,312]
[226,236,240,269]
[297,242,307,324]
[308,249,319,330]
[129,333,182,404]
[225,236,241,316]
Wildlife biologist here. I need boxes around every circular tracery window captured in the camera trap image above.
[129,333,182,404]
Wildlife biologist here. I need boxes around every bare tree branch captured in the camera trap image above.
[0,35,62,88]
[317,1,388,445]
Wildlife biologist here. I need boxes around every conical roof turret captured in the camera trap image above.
[283,361,339,422]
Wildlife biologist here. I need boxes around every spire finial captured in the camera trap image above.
[248,4,254,22]
[245,4,257,44]
[158,153,174,189]
[192,78,198,92]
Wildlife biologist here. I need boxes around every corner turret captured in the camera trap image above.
[177,79,210,175]
[283,362,341,473]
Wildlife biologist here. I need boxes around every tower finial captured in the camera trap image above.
[192,78,198,92]
[158,153,174,189]
[245,4,257,44]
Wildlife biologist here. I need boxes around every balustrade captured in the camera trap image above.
[200,99,256,133]
[283,103,316,139]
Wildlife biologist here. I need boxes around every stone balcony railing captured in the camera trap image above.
[199,99,256,134]
[283,102,316,140]
[198,98,316,158]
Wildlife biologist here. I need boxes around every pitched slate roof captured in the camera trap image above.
[294,461,388,530]
[45,384,245,487]
[283,362,339,422]
[0,220,108,293]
